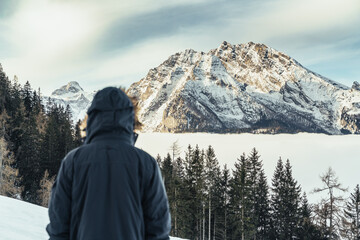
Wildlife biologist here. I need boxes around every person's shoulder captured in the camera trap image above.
[132,146,157,166]
[62,146,82,164]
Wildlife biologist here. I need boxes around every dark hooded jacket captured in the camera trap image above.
[46,87,171,240]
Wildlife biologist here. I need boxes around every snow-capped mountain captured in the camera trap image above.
[46,81,95,122]
[127,41,360,134]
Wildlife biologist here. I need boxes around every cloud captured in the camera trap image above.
[0,0,359,94]
[0,0,20,19]
[96,0,253,53]
[1,0,214,93]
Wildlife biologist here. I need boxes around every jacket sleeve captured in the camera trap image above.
[46,154,73,240]
[142,158,171,240]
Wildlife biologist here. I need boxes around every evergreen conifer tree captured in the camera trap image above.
[183,144,205,240]
[298,192,322,239]
[155,154,162,168]
[341,184,360,239]
[218,164,231,240]
[161,152,174,227]
[271,158,302,239]
[204,145,221,240]
[256,169,271,239]
[229,153,252,239]
[172,156,186,237]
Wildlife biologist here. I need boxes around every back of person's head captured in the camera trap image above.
[84,87,141,144]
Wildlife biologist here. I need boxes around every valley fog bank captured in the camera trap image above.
[136,133,360,204]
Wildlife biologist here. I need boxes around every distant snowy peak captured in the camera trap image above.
[47,82,95,122]
[127,41,360,134]
[51,81,84,96]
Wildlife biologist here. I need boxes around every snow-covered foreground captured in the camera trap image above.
[0,196,48,240]
[136,133,360,203]
[0,196,185,240]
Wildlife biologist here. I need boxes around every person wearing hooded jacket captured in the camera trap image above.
[46,87,171,240]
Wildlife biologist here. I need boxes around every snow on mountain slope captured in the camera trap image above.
[0,195,185,240]
[127,41,360,134]
[45,81,96,122]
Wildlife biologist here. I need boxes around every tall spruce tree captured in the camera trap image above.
[204,145,221,240]
[247,148,271,239]
[229,153,252,239]
[297,192,322,239]
[162,153,173,189]
[256,169,271,239]
[271,158,302,239]
[16,81,42,203]
[219,164,231,240]
[0,64,12,115]
[341,184,360,239]
[172,156,186,237]
[183,145,205,240]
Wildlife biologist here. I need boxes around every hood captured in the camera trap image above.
[85,87,136,145]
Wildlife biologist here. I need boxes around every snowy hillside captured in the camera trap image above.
[127,41,360,134]
[0,195,185,240]
[0,195,48,240]
[45,81,95,122]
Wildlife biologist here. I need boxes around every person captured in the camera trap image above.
[46,87,171,240]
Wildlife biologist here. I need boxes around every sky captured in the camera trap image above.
[0,0,359,95]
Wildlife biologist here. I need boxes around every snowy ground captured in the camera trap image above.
[136,133,360,204]
[0,195,185,240]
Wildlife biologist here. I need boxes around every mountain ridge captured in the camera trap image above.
[45,82,96,123]
[127,41,360,134]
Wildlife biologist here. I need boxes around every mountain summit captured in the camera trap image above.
[51,81,84,96]
[48,82,95,122]
[127,41,360,134]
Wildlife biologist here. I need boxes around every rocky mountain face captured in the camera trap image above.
[127,41,360,134]
[46,81,95,123]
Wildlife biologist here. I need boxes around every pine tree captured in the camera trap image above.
[297,192,322,239]
[0,64,12,115]
[21,81,33,117]
[218,164,231,240]
[40,103,76,178]
[284,159,302,239]
[256,169,271,239]
[204,145,221,240]
[155,154,162,168]
[183,145,205,240]
[62,105,75,154]
[271,158,302,239]
[74,119,83,146]
[229,153,252,239]
[172,156,186,237]
[247,148,271,239]
[341,184,360,239]
[161,152,174,229]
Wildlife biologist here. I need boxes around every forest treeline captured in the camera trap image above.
[0,64,82,204]
[157,143,360,240]
[0,65,359,240]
